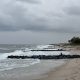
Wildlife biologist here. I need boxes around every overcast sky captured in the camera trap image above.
[0,0,80,44]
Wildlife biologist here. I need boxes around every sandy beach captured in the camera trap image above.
[38,50,80,80]
[0,45,80,80]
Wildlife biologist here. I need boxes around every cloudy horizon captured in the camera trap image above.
[0,0,80,44]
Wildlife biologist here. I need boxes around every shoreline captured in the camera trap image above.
[38,50,80,80]
[37,59,69,80]
[1,46,80,80]
[0,60,65,80]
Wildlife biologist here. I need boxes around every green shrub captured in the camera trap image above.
[68,37,80,45]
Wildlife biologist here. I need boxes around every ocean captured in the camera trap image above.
[0,44,69,80]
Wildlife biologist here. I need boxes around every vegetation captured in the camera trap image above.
[68,37,80,45]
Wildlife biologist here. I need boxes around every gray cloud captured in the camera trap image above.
[0,0,45,31]
[17,0,40,4]
[0,0,80,44]
[64,6,80,16]
[0,0,80,33]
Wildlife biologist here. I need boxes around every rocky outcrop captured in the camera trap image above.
[7,54,80,59]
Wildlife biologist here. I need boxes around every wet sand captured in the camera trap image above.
[1,46,80,80]
[39,50,80,80]
[0,60,64,80]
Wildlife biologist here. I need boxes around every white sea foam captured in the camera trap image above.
[36,45,50,49]
[0,50,25,60]
[0,49,70,60]
[25,51,70,56]
[0,44,69,72]
[24,48,29,51]
[0,49,41,71]
[0,59,40,71]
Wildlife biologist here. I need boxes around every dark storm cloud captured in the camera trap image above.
[1,0,80,44]
[0,0,80,33]
[0,0,45,31]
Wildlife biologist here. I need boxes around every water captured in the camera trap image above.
[0,44,70,80]
[0,44,39,71]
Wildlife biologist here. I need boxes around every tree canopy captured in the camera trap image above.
[68,37,80,45]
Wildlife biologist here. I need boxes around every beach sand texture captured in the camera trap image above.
[1,47,80,80]
[38,50,80,80]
